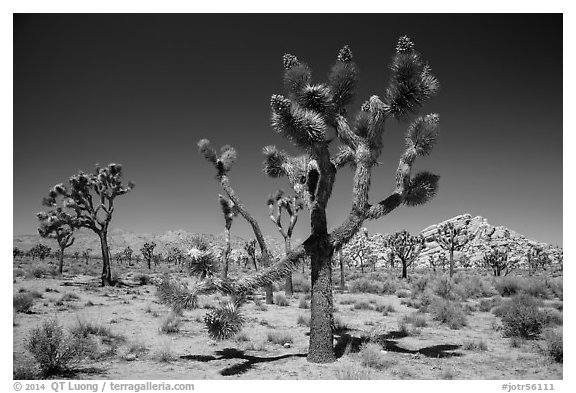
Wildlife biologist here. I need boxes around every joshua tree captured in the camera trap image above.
[342,227,373,273]
[122,246,134,266]
[267,189,304,296]
[140,242,156,270]
[243,240,258,271]
[483,246,516,276]
[42,163,134,285]
[159,36,440,363]
[82,248,92,265]
[166,246,185,268]
[219,195,239,279]
[36,204,77,274]
[198,143,275,304]
[526,244,550,276]
[433,221,469,278]
[386,230,424,279]
[429,252,448,272]
[30,244,52,261]
[73,251,80,262]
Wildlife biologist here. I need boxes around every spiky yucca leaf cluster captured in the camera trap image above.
[198,140,238,177]
[337,45,353,62]
[283,54,300,70]
[403,171,440,207]
[187,248,220,279]
[282,58,312,97]
[262,145,288,178]
[405,114,440,157]
[396,35,415,54]
[204,301,245,340]
[271,94,327,149]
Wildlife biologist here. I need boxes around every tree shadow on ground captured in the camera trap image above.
[181,348,307,376]
[46,366,107,379]
[333,328,462,359]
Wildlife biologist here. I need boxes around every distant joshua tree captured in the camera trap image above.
[13,247,24,259]
[122,246,134,266]
[140,242,156,270]
[73,251,80,262]
[166,246,185,268]
[37,201,77,274]
[30,244,52,261]
[433,221,469,278]
[267,189,304,296]
[218,195,239,279]
[483,246,515,276]
[243,239,258,271]
[82,248,92,265]
[526,244,550,276]
[42,163,134,285]
[385,230,424,279]
[158,36,440,363]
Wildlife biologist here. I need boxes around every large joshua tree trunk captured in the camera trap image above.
[58,245,65,275]
[401,259,408,279]
[449,247,454,278]
[222,227,231,279]
[99,231,112,286]
[284,238,293,296]
[339,250,345,291]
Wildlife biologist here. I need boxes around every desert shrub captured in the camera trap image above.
[338,295,356,305]
[433,276,454,299]
[462,340,488,351]
[159,312,182,334]
[349,278,383,294]
[479,297,501,312]
[234,331,251,342]
[403,312,427,327]
[60,293,80,302]
[430,299,467,329]
[333,315,348,330]
[126,341,149,357]
[543,329,562,363]
[380,279,399,295]
[500,295,546,339]
[335,364,375,380]
[454,274,495,299]
[374,302,394,313]
[13,293,34,313]
[546,278,563,300]
[154,341,177,362]
[274,293,290,307]
[135,274,151,285]
[245,340,267,351]
[30,266,48,278]
[395,289,410,298]
[494,276,523,297]
[14,268,26,277]
[492,294,543,318]
[298,296,309,309]
[541,308,563,326]
[26,319,96,376]
[353,300,372,310]
[509,336,523,348]
[204,302,244,340]
[521,279,550,299]
[397,320,410,336]
[359,342,392,370]
[266,331,293,345]
[291,274,311,293]
[297,314,310,327]
[411,274,431,296]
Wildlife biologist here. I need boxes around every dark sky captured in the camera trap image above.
[13,14,563,246]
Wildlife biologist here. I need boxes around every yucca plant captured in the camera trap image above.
[159,36,440,363]
[187,248,220,279]
[204,301,244,340]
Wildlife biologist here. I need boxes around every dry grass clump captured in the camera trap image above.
[430,299,467,329]
[297,314,310,327]
[159,312,182,334]
[402,312,428,327]
[462,339,488,351]
[14,293,35,313]
[359,342,393,370]
[274,293,290,306]
[266,330,293,345]
[153,341,177,362]
[298,296,309,309]
[335,363,375,380]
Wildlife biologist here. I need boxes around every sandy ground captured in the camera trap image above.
[12,258,563,380]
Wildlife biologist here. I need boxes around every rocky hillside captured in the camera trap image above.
[418,213,563,268]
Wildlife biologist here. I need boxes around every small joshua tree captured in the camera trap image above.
[342,227,373,274]
[42,163,134,285]
[244,239,258,271]
[386,230,424,279]
[483,246,515,276]
[166,246,185,268]
[526,244,550,276]
[122,246,134,266]
[267,189,304,296]
[13,247,24,259]
[434,221,469,278]
[30,244,52,261]
[159,37,440,362]
[140,242,156,270]
[218,195,239,279]
[82,248,91,265]
[73,251,80,262]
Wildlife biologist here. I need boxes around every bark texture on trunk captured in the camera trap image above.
[449,248,454,278]
[284,238,293,296]
[222,227,231,280]
[99,231,112,286]
[58,246,65,275]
